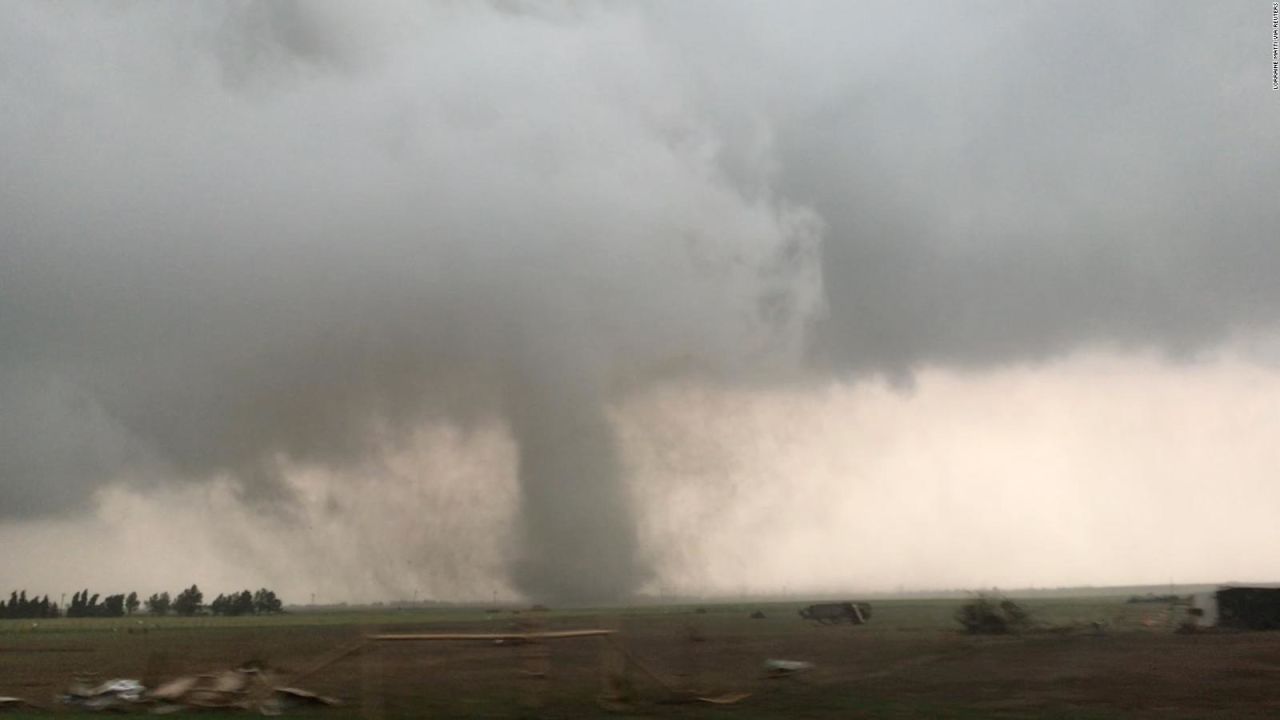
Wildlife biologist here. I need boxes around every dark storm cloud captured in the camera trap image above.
[752,1,1277,375]
[657,0,1274,369]
[0,1,820,599]
[0,0,1274,599]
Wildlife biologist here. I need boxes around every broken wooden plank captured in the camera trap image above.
[367,629,615,642]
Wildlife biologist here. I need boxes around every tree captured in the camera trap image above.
[146,592,171,616]
[173,585,203,616]
[253,589,283,614]
[68,590,87,618]
[209,594,228,616]
[54,589,132,618]
[125,592,140,615]
[102,594,125,617]
[232,590,254,616]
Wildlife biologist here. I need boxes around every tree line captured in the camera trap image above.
[66,590,139,617]
[1,591,59,619]
[2,586,284,619]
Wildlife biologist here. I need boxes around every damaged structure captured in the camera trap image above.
[798,602,871,625]
[61,669,339,714]
[1189,586,1280,630]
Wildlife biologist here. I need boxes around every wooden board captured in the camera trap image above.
[367,629,616,642]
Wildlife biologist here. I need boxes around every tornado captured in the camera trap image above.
[505,377,645,602]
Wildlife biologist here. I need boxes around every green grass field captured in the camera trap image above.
[1,595,1270,719]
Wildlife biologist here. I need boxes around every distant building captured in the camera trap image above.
[1190,587,1280,629]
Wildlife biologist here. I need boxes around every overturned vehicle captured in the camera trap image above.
[798,601,871,625]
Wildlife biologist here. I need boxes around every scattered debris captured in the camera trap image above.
[60,668,339,714]
[0,696,36,712]
[956,593,1030,635]
[62,678,147,711]
[148,675,199,701]
[798,601,871,625]
[749,610,766,619]
[264,687,342,714]
[765,659,814,678]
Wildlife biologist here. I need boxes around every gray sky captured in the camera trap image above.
[1,1,1278,602]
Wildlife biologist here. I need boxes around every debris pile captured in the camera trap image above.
[63,678,146,712]
[955,594,1031,635]
[798,601,871,625]
[59,668,339,714]
[0,696,37,712]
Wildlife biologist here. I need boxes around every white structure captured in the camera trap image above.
[1190,591,1218,627]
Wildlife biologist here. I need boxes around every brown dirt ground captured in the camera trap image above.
[4,605,1280,718]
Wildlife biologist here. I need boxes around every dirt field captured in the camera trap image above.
[3,597,1280,718]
